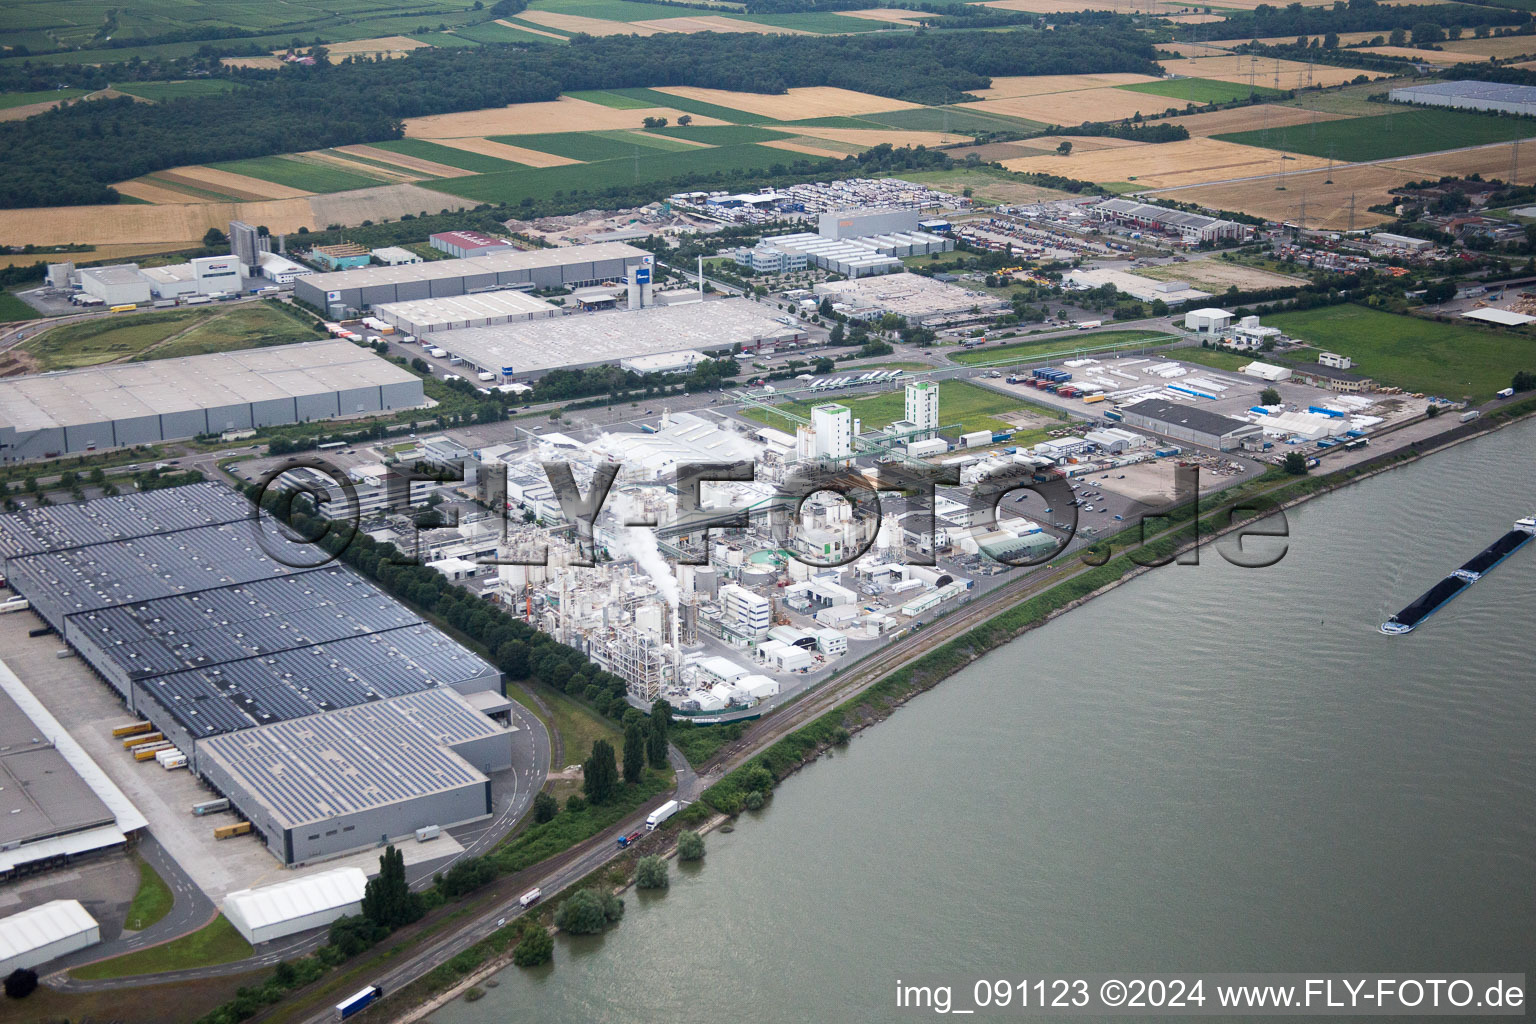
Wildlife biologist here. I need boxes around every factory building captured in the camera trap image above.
[193,254,241,294]
[729,245,809,274]
[1240,360,1293,382]
[229,220,263,273]
[257,251,314,285]
[0,901,100,974]
[140,263,199,299]
[1119,398,1264,450]
[78,265,151,306]
[811,403,852,459]
[905,380,939,439]
[0,340,425,461]
[1292,363,1375,393]
[294,241,648,313]
[818,208,921,239]
[370,246,422,266]
[813,273,997,325]
[198,689,511,865]
[373,289,561,335]
[430,230,516,259]
[1184,307,1233,334]
[223,868,367,945]
[309,243,372,270]
[1089,198,1249,244]
[1388,79,1536,116]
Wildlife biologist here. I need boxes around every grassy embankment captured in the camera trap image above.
[21,301,324,371]
[947,329,1176,365]
[70,915,252,980]
[125,856,175,932]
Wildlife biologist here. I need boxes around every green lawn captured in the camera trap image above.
[124,856,175,932]
[0,87,87,109]
[112,80,244,101]
[1267,305,1536,402]
[368,137,525,173]
[209,155,387,193]
[71,915,251,980]
[1118,77,1281,105]
[0,291,42,321]
[24,303,321,370]
[1215,107,1536,162]
[948,329,1175,365]
[742,379,1037,437]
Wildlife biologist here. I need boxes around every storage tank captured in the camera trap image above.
[693,565,719,598]
[741,565,775,589]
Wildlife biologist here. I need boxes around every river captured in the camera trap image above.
[441,420,1536,1023]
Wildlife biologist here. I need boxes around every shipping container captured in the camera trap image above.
[415,825,441,842]
[123,732,164,749]
[214,821,252,839]
[193,798,231,816]
[111,721,153,738]
[336,986,381,1020]
[134,743,172,760]
[109,303,138,313]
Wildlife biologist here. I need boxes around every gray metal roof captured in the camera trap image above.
[0,482,251,561]
[1392,80,1536,103]
[0,688,116,846]
[196,689,500,829]
[1123,398,1257,437]
[1095,198,1235,231]
[299,241,647,292]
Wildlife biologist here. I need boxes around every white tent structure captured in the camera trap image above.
[0,899,100,973]
[223,867,368,944]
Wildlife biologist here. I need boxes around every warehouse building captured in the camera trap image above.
[0,340,425,461]
[370,246,422,266]
[1119,398,1264,450]
[223,867,367,944]
[1292,362,1375,393]
[1389,79,1536,116]
[813,273,1001,325]
[1064,267,1212,306]
[0,900,100,974]
[78,265,151,306]
[198,689,512,864]
[818,208,922,239]
[423,297,804,379]
[431,230,516,259]
[1090,198,1249,244]
[309,243,372,270]
[374,289,560,335]
[295,242,648,312]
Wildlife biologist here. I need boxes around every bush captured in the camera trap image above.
[676,830,706,862]
[743,790,766,811]
[635,855,669,890]
[532,791,558,823]
[4,968,38,999]
[512,921,554,967]
[565,794,586,813]
[553,888,624,935]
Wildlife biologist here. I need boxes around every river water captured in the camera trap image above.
[442,420,1536,1023]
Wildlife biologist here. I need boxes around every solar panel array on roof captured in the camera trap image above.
[0,482,251,561]
[197,689,501,828]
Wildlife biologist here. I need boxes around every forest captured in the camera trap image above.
[0,26,1160,209]
[1182,0,1525,42]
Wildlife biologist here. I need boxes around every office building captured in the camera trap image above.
[905,380,939,439]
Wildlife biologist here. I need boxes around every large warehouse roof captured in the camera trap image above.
[197,689,504,830]
[0,685,117,848]
[374,288,560,333]
[1390,80,1536,104]
[0,340,421,435]
[0,482,251,561]
[299,241,646,293]
[429,298,801,377]
[1122,398,1254,437]
[224,867,367,939]
[0,901,98,972]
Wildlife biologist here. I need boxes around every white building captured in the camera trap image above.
[1318,351,1353,369]
[1184,307,1233,334]
[811,403,852,460]
[78,264,151,306]
[905,380,939,439]
[720,584,771,636]
[1240,360,1293,382]
[1226,315,1283,350]
[259,251,315,284]
[223,867,368,945]
[371,246,423,266]
[140,263,199,299]
[193,254,241,294]
[0,900,100,974]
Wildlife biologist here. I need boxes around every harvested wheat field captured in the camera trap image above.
[1158,42,1237,57]
[969,73,1162,101]
[517,10,659,34]
[334,144,472,178]
[112,180,207,204]
[963,87,1177,125]
[1151,163,1409,229]
[0,99,72,121]
[429,136,583,167]
[1350,45,1463,64]
[1387,140,1536,181]
[301,150,420,182]
[319,35,429,60]
[149,171,271,202]
[1004,136,1330,189]
[837,8,930,24]
[405,97,725,137]
[1157,56,1381,89]
[1162,13,1227,23]
[631,15,810,33]
[655,85,920,118]
[1440,35,1536,60]
[1165,104,1357,137]
[307,183,470,226]
[794,126,969,147]
[221,55,285,69]
[0,242,179,269]
[162,165,315,199]
[762,137,865,158]
[1138,259,1304,291]
[495,19,568,39]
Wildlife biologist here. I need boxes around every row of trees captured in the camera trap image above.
[1181,0,1523,44]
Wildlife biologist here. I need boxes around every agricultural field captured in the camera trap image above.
[1117,77,1282,105]
[0,291,43,321]
[1155,55,1381,89]
[403,96,731,137]
[1164,104,1357,137]
[1216,107,1536,162]
[948,330,1176,366]
[901,166,1075,205]
[1268,305,1536,402]
[111,80,244,101]
[0,87,87,110]
[364,138,525,174]
[208,155,396,194]
[1003,137,1330,190]
[961,87,1164,125]
[20,302,323,372]
[743,379,1042,436]
[655,85,920,120]
[1135,258,1304,292]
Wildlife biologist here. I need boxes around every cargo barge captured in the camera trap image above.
[1381,515,1535,634]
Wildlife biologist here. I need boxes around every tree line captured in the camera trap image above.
[1179,0,1525,42]
[0,26,1159,208]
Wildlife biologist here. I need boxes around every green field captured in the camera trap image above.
[742,379,1037,437]
[725,10,896,32]
[859,105,1044,133]
[566,89,656,109]
[449,20,565,44]
[779,115,881,129]
[1118,77,1281,105]
[1167,346,1265,372]
[24,302,322,371]
[425,142,830,204]
[1268,305,1536,402]
[651,124,790,145]
[494,131,662,162]
[368,137,524,173]
[602,129,704,152]
[0,87,86,109]
[601,87,762,125]
[70,915,251,980]
[209,155,388,193]
[125,856,174,932]
[948,330,1176,366]
[0,291,42,322]
[112,80,244,101]
[1216,107,1536,161]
